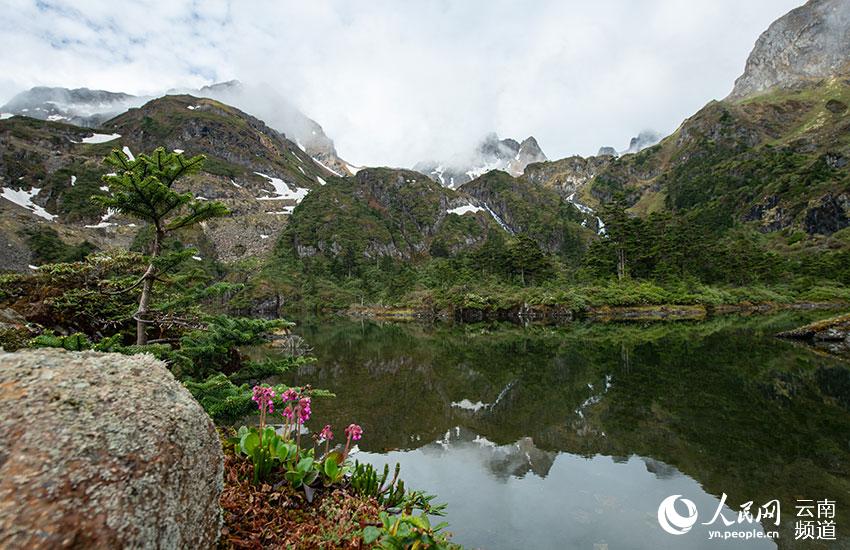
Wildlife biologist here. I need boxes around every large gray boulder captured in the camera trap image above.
[0,349,223,549]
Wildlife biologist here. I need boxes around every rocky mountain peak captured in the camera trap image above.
[595,130,662,159]
[0,86,142,127]
[509,136,548,174]
[415,134,547,189]
[729,0,850,99]
[1,81,353,176]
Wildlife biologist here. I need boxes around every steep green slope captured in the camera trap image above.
[585,78,850,238]
[459,170,594,262]
[284,168,493,261]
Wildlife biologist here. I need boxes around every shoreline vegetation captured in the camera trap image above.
[345,300,848,323]
[344,293,849,323]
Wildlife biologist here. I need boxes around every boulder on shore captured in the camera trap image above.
[776,312,850,341]
[0,349,223,549]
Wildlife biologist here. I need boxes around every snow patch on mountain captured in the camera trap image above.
[1,187,56,220]
[254,172,309,202]
[84,207,118,229]
[447,203,485,216]
[80,133,121,144]
[566,193,606,235]
[312,156,343,177]
[267,207,296,215]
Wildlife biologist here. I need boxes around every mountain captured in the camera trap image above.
[3,0,849,292]
[414,134,547,189]
[596,130,662,158]
[523,0,850,242]
[0,87,143,127]
[622,130,663,155]
[1,81,353,176]
[567,76,850,237]
[283,166,596,269]
[729,0,850,99]
[0,95,335,271]
[285,168,495,261]
[191,80,353,177]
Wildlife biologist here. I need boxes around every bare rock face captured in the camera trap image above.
[0,349,223,549]
[730,0,850,99]
[414,134,548,188]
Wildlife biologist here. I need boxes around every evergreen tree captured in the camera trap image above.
[93,147,229,345]
[508,235,549,286]
[597,198,633,281]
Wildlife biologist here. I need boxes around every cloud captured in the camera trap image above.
[0,0,804,166]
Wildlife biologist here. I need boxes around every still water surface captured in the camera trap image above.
[266,311,850,549]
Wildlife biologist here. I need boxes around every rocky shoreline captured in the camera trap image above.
[776,312,850,358]
[345,301,848,324]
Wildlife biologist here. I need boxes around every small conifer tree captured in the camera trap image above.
[94,147,229,344]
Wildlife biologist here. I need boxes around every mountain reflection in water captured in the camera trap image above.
[249,311,850,549]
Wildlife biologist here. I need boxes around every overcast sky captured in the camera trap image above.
[0,0,803,167]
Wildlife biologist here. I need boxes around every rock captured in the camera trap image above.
[0,349,223,549]
[621,130,662,155]
[825,98,848,114]
[597,146,618,157]
[507,136,548,175]
[730,0,850,99]
[744,194,792,232]
[776,312,850,340]
[803,192,850,234]
[523,154,614,199]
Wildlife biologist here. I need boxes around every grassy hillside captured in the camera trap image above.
[586,78,850,239]
[0,95,344,269]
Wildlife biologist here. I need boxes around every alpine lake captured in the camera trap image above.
[247,309,850,550]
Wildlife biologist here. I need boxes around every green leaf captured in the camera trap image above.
[396,521,412,538]
[325,450,344,463]
[285,471,304,488]
[262,426,277,446]
[275,440,295,461]
[240,431,259,455]
[323,456,339,478]
[304,470,319,486]
[410,513,430,530]
[362,526,382,544]
[297,457,314,473]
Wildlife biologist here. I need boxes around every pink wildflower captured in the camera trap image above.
[344,424,363,441]
[298,397,312,423]
[251,385,275,415]
[281,388,299,402]
[319,424,334,441]
[342,423,363,461]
